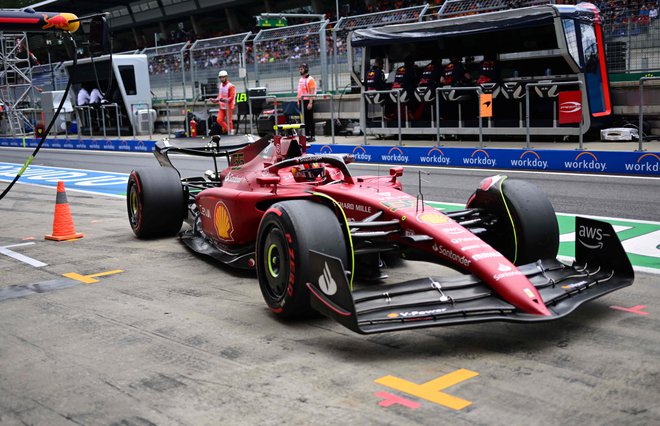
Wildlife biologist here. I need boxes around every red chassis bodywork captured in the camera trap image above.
[191,134,549,317]
[138,133,632,333]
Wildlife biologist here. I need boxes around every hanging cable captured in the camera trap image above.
[0,33,77,201]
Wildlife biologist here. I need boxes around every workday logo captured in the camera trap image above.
[510,150,548,169]
[381,146,409,163]
[134,140,148,152]
[319,145,333,154]
[624,153,660,173]
[351,145,372,161]
[463,149,496,167]
[564,151,607,172]
[420,147,450,165]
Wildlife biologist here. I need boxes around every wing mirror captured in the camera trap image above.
[257,176,281,193]
[389,167,404,182]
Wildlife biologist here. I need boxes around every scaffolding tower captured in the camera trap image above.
[0,32,40,136]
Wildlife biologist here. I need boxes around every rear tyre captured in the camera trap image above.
[467,177,559,265]
[256,200,348,318]
[127,167,186,238]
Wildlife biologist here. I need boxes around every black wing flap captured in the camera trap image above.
[306,218,633,334]
[180,230,254,269]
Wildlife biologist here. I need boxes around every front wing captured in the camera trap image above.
[306,217,634,334]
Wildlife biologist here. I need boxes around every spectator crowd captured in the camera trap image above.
[145,0,660,76]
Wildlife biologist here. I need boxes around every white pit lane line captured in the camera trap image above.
[0,243,48,267]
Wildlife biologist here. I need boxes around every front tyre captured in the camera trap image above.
[256,200,348,318]
[467,176,559,265]
[127,167,186,238]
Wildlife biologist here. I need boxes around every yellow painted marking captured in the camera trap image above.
[63,269,123,284]
[375,368,478,410]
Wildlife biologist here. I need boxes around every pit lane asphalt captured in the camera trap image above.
[1,150,659,425]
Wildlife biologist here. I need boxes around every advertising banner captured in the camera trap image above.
[558,91,582,124]
[308,144,660,176]
[479,93,493,118]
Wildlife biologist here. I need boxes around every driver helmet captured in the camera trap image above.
[291,162,325,182]
[218,70,228,78]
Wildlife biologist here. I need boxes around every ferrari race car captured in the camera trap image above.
[127,127,634,334]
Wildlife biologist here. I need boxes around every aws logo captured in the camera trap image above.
[510,150,548,169]
[463,149,496,166]
[214,201,234,241]
[564,151,607,172]
[624,153,660,173]
[420,147,450,165]
[381,146,409,163]
[352,145,372,161]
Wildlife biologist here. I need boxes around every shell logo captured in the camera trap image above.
[214,201,234,241]
[417,212,449,224]
[387,313,399,318]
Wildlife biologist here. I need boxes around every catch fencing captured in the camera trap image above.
[604,18,660,72]
[331,5,429,92]
[142,41,189,100]
[137,3,660,103]
[252,20,329,94]
[189,32,251,99]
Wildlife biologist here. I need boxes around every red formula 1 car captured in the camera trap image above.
[127,128,634,334]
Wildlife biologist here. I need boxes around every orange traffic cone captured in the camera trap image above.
[45,181,84,241]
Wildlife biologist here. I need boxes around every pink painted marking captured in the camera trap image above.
[610,305,649,316]
[375,391,421,409]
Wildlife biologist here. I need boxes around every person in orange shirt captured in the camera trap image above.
[210,70,236,134]
[297,63,317,141]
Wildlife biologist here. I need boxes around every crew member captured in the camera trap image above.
[476,54,500,84]
[211,70,236,134]
[89,87,105,105]
[297,63,317,141]
[441,56,472,87]
[77,84,90,106]
[390,56,420,120]
[366,57,389,92]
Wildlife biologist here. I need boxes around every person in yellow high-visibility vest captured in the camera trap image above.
[211,70,236,134]
[297,63,317,141]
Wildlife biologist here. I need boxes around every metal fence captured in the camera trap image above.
[130,4,660,104]
[142,41,189,100]
[437,0,550,18]
[331,5,429,92]
[189,32,251,99]
[31,63,67,92]
[603,18,660,72]
[252,20,329,94]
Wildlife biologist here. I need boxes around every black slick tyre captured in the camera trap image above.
[127,167,186,238]
[467,177,559,265]
[256,200,348,319]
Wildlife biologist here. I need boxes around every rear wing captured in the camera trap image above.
[153,135,268,170]
[306,217,633,334]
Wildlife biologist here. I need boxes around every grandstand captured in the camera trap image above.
[15,0,660,77]
[1,0,658,137]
